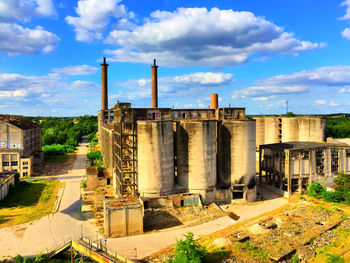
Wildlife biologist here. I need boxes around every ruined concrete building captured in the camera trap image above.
[98,58,327,205]
[98,58,256,204]
[259,141,350,197]
[0,115,43,176]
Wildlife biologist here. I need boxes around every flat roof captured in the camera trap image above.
[0,172,16,185]
[261,141,349,150]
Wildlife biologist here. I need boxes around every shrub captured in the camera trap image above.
[87,151,103,166]
[307,182,326,198]
[168,232,207,263]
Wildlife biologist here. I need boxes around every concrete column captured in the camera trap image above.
[298,153,302,193]
[285,150,291,197]
[101,57,109,111]
[151,59,158,108]
[259,148,262,184]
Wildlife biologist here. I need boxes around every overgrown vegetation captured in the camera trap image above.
[235,241,269,260]
[27,116,97,161]
[168,232,207,263]
[0,180,61,228]
[10,253,88,263]
[307,173,350,204]
[326,116,350,138]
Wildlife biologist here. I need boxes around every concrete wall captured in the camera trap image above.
[282,118,299,142]
[218,120,256,201]
[0,174,15,201]
[100,126,114,176]
[104,199,143,237]
[176,120,217,204]
[137,121,174,197]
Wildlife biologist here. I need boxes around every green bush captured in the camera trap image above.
[307,182,326,198]
[168,232,207,263]
[87,151,103,166]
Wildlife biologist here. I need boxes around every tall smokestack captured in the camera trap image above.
[211,94,218,109]
[151,59,158,108]
[101,57,109,110]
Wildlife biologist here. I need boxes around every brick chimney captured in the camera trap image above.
[101,57,109,110]
[151,59,158,108]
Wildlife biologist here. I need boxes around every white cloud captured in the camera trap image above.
[315,99,327,105]
[342,28,350,39]
[52,65,99,75]
[253,96,269,101]
[340,0,350,21]
[65,0,128,42]
[0,23,59,55]
[174,72,233,85]
[0,89,28,98]
[0,0,56,22]
[329,101,339,106]
[105,7,324,67]
[111,72,233,104]
[340,1,350,39]
[233,65,350,99]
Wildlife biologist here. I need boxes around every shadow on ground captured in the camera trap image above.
[0,182,46,208]
[60,199,92,221]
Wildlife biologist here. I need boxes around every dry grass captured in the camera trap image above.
[0,180,63,228]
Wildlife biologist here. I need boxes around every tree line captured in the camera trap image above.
[27,115,98,158]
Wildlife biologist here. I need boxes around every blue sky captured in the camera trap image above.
[1,0,350,116]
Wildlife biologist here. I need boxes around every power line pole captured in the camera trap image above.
[286,100,289,115]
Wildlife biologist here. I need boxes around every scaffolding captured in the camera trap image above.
[114,121,137,197]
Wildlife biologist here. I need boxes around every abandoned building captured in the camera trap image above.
[259,141,350,197]
[0,115,43,177]
[98,58,256,205]
[254,116,326,150]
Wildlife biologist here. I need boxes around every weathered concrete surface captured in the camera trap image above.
[137,121,174,197]
[0,143,96,260]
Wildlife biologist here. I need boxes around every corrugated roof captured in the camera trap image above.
[0,115,39,130]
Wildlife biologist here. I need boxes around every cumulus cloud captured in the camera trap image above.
[233,65,350,99]
[65,0,128,42]
[342,28,350,39]
[111,72,233,106]
[52,65,99,75]
[0,0,59,55]
[105,7,323,67]
[0,0,56,22]
[340,1,350,39]
[0,23,59,55]
[0,72,101,115]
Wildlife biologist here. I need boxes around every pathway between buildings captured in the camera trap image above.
[0,143,96,260]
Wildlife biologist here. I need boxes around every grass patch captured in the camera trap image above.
[0,180,62,228]
[235,241,269,260]
[45,154,69,163]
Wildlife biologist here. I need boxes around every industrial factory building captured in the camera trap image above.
[98,59,256,204]
[98,58,329,206]
[259,141,350,197]
[0,115,43,177]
